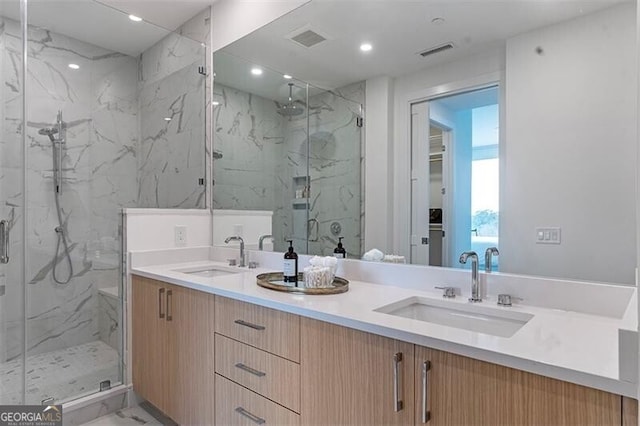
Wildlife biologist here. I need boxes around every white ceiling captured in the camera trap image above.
[0,0,211,56]
[217,0,630,99]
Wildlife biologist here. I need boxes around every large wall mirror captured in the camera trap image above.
[212,0,637,285]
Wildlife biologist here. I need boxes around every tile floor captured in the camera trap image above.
[0,340,120,404]
[80,406,163,426]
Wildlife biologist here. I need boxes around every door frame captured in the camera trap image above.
[396,71,503,262]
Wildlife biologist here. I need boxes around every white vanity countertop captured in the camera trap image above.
[131,260,637,398]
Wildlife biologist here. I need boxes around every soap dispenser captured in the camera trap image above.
[283,240,298,285]
[334,237,347,259]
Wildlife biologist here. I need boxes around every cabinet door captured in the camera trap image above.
[301,318,415,425]
[131,276,167,412]
[165,285,215,425]
[415,346,622,426]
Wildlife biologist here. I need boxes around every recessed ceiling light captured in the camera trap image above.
[129,14,143,22]
[283,74,292,80]
[164,117,172,121]
[68,63,80,70]
[251,67,263,76]
[360,43,373,52]
[431,17,445,25]
[212,101,220,106]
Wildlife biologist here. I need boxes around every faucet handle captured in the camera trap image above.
[497,294,523,307]
[435,286,457,298]
[227,258,237,266]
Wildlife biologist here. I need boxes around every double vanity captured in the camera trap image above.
[130,249,638,425]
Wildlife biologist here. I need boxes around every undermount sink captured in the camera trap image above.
[174,267,241,278]
[375,296,533,338]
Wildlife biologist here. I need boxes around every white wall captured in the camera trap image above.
[211,0,309,52]
[124,209,212,251]
[212,209,273,249]
[501,3,637,284]
[364,76,394,253]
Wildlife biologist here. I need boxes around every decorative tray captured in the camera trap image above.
[256,272,349,295]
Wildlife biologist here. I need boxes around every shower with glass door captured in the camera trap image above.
[0,0,208,407]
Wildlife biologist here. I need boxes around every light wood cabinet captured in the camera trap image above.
[300,318,415,425]
[131,276,215,425]
[215,296,300,362]
[215,374,300,425]
[415,345,623,426]
[215,333,301,412]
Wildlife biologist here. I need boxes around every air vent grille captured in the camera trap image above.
[290,30,327,48]
[419,43,455,57]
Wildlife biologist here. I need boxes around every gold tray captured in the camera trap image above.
[256,272,349,295]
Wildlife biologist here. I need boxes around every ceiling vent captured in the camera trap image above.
[287,26,329,49]
[419,43,455,58]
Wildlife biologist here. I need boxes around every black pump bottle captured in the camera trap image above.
[283,240,298,285]
[334,237,346,259]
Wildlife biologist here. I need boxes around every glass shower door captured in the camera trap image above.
[306,84,364,258]
[0,0,26,405]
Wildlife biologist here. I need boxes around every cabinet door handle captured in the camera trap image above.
[234,319,265,331]
[235,363,266,377]
[422,360,432,423]
[158,288,165,319]
[235,407,265,424]
[0,220,9,264]
[393,352,404,412]
[166,290,173,321]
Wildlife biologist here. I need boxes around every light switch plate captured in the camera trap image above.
[175,225,187,247]
[535,227,561,244]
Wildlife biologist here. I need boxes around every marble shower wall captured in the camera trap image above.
[14,19,138,363]
[212,83,284,212]
[212,80,364,257]
[137,14,207,209]
[278,82,364,257]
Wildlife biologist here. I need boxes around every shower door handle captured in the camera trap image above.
[0,220,9,264]
[307,218,319,242]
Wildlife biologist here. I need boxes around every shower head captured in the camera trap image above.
[278,83,304,117]
[38,127,58,142]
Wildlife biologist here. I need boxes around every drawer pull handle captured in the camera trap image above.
[234,319,265,331]
[235,363,266,377]
[166,289,173,321]
[235,407,265,424]
[393,352,404,412]
[422,360,432,423]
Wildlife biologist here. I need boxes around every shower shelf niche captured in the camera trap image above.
[292,176,310,210]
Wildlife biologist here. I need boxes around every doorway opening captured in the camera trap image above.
[410,85,499,269]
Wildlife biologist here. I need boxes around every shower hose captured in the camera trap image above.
[52,159,73,285]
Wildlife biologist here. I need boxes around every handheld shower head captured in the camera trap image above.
[38,127,58,142]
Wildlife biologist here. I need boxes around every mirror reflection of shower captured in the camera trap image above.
[278,82,305,119]
[38,110,73,284]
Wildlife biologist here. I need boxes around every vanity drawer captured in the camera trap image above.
[215,374,300,426]
[215,333,300,412]
[215,296,300,362]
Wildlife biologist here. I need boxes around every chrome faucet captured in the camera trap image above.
[224,236,245,267]
[258,234,273,251]
[459,251,481,302]
[484,247,499,273]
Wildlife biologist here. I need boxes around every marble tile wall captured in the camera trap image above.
[212,83,284,211]
[137,14,207,209]
[212,80,364,257]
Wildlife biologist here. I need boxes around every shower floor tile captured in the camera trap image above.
[81,406,165,426]
[0,340,120,405]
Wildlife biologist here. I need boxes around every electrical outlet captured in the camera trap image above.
[535,227,561,244]
[175,226,187,247]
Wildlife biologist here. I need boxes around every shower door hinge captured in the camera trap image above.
[441,188,446,195]
[198,178,205,186]
[198,66,207,76]
[356,116,364,128]
[100,380,111,391]
[442,230,446,238]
